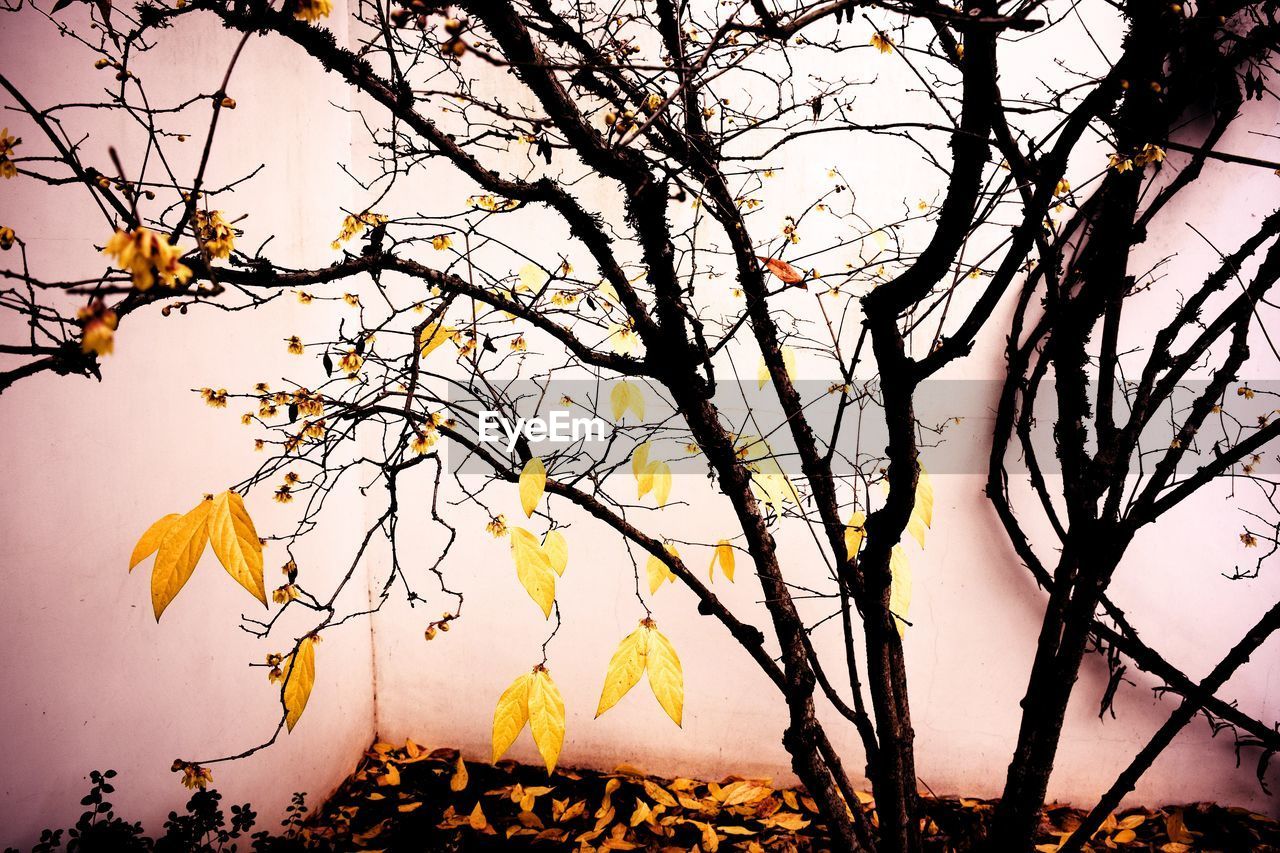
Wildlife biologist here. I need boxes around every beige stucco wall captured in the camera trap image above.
[0,3,1277,848]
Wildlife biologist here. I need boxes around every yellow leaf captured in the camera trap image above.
[890,544,911,638]
[511,527,556,618]
[152,499,213,621]
[631,442,651,479]
[208,491,267,606]
[492,672,532,762]
[519,457,547,518]
[650,461,672,506]
[645,624,683,726]
[518,262,548,291]
[469,801,488,831]
[596,624,649,717]
[1165,810,1194,844]
[646,547,677,594]
[710,540,735,582]
[844,510,866,560]
[1113,829,1136,843]
[528,668,566,773]
[756,346,798,389]
[542,530,568,576]
[610,382,644,421]
[450,753,469,792]
[129,513,180,571]
[419,321,455,358]
[283,636,316,731]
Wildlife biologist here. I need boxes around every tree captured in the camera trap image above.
[0,1,1277,851]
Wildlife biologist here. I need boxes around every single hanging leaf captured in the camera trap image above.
[907,464,935,548]
[129,513,180,571]
[208,491,267,606]
[542,530,568,576]
[756,346,798,389]
[596,624,650,717]
[511,528,556,618]
[450,753,469,792]
[468,801,488,831]
[492,672,532,762]
[644,625,684,726]
[283,636,317,731]
[756,256,805,285]
[646,547,678,594]
[889,545,912,638]
[844,510,866,560]
[637,460,656,499]
[419,321,455,358]
[528,667,566,773]
[152,499,213,621]
[651,461,672,506]
[631,442,651,479]
[710,540,735,582]
[519,457,547,518]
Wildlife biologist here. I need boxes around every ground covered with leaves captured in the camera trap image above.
[287,740,1280,851]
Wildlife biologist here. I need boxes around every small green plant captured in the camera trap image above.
[4,772,326,853]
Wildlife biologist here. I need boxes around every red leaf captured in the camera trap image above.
[757,256,805,285]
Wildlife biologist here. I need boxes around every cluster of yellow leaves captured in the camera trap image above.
[193,209,235,259]
[130,490,268,620]
[434,762,822,851]
[330,212,387,249]
[510,526,568,618]
[104,226,192,290]
[845,466,935,637]
[596,619,684,726]
[493,667,567,772]
[632,442,672,507]
[736,434,799,511]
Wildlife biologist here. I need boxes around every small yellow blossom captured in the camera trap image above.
[78,301,118,356]
[273,584,300,604]
[274,485,294,503]
[297,290,313,304]
[0,226,14,250]
[331,212,387,249]
[103,226,193,290]
[200,387,229,408]
[870,32,894,54]
[193,209,235,259]
[0,128,19,179]
[432,234,453,251]
[410,431,437,454]
[486,514,508,537]
[510,335,527,352]
[343,293,360,307]
[286,335,304,355]
[338,349,363,375]
[173,761,212,791]
[293,0,332,20]
[1108,154,1133,173]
